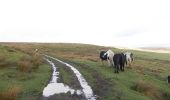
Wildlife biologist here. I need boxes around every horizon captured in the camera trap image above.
[1,41,170,49]
[0,0,170,48]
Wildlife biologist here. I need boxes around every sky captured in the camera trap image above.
[0,0,170,48]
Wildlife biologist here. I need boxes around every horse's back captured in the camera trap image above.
[113,53,126,64]
[113,53,121,64]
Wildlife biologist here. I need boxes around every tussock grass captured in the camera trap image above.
[0,54,16,69]
[0,44,51,99]
[132,80,162,100]
[0,54,8,68]
[17,56,33,73]
[32,53,43,70]
[17,53,43,72]
[0,85,21,100]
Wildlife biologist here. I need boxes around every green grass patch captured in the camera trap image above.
[0,45,51,100]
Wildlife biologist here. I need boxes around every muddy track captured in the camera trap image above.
[50,58,82,90]
[61,60,119,100]
[39,55,96,100]
[39,58,86,100]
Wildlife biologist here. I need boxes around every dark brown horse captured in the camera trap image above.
[113,53,126,73]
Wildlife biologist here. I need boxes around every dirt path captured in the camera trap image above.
[39,55,96,100]
[67,61,118,100]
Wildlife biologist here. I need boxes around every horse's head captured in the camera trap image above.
[130,53,134,61]
[100,51,108,60]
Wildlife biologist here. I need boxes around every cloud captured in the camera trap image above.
[114,29,145,37]
[0,0,170,48]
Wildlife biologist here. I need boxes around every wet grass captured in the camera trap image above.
[1,43,170,100]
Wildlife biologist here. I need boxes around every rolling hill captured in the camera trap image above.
[0,42,170,100]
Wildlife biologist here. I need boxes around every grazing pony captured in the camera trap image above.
[113,53,126,73]
[100,51,108,65]
[105,49,114,66]
[124,52,134,67]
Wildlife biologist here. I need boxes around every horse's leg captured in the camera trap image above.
[115,65,119,73]
[107,59,111,66]
[100,59,104,66]
[119,64,121,71]
[117,65,119,73]
[122,64,125,71]
[129,59,132,67]
[120,64,123,71]
[130,59,132,66]
[111,60,114,67]
[114,65,117,73]
[125,61,127,66]
[118,64,120,70]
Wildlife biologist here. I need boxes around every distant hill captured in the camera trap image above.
[139,47,170,53]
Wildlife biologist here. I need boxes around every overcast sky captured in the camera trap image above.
[0,0,170,48]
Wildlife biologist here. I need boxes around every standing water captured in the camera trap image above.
[43,59,76,97]
[45,55,96,100]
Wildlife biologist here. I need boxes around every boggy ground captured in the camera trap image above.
[39,57,86,100]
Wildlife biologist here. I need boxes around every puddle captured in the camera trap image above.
[43,59,79,97]
[45,55,96,100]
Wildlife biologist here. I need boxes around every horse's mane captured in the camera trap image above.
[106,49,114,54]
[106,49,114,57]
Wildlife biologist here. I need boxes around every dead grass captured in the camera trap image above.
[0,54,8,68]
[0,85,21,100]
[32,53,43,69]
[17,56,32,73]
[17,51,44,72]
[1,43,35,55]
[132,80,162,100]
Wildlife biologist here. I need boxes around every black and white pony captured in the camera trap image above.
[113,53,126,73]
[99,49,114,66]
[124,52,134,67]
[100,51,108,65]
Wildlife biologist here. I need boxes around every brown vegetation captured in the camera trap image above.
[17,56,33,73]
[32,53,43,70]
[0,85,21,100]
[132,80,162,100]
[17,53,44,72]
[0,54,8,68]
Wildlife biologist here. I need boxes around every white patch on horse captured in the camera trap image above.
[124,52,133,66]
[105,49,114,66]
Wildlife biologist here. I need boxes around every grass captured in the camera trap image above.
[32,53,43,69]
[17,56,33,73]
[0,44,51,100]
[132,79,162,100]
[0,54,8,68]
[0,85,21,100]
[1,42,170,100]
